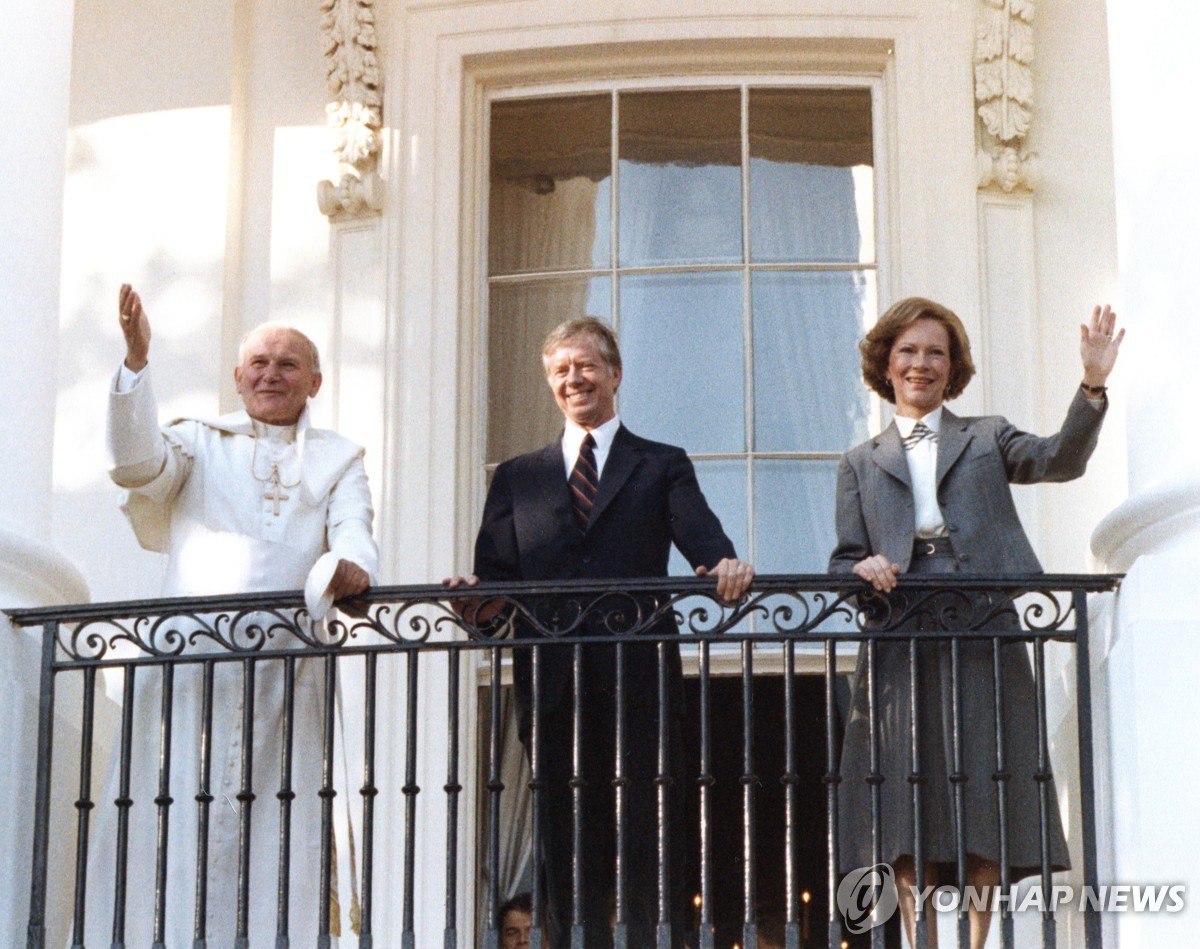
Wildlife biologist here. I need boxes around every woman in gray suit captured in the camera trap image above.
[829,297,1122,948]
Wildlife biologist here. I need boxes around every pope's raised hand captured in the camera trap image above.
[118,283,151,372]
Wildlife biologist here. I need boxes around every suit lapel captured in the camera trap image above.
[869,422,912,488]
[586,425,641,531]
[935,409,973,487]
[528,438,574,534]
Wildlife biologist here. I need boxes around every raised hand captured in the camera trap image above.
[118,283,151,372]
[1080,303,1123,389]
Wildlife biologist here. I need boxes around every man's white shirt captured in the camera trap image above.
[561,414,622,480]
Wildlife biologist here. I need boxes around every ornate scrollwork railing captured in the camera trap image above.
[7,572,1119,949]
[12,573,1118,669]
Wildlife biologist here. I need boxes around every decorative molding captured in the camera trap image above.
[0,525,89,608]
[318,0,384,219]
[976,145,1039,193]
[1091,464,1200,573]
[974,0,1036,193]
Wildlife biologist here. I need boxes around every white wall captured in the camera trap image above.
[1089,1,1200,944]
[55,0,338,603]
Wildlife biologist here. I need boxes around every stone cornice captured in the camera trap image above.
[317,0,385,219]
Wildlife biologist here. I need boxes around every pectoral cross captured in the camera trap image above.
[263,466,289,516]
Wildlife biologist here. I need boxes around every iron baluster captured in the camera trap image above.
[111,664,137,949]
[193,660,215,949]
[151,663,175,949]
[697,639,714,949]
[69,664,97,949]
[316,654,336,948]
[1033,639,1056,949]
[235,657,257,949]
[740,640,757,949]
[483,645,503,949]
[401,650,420,949]
[361,651,379,949]
[275,655,297,948]
[443,648,461,949]
[993,638,1013,949]
[27,621,58,949]
[1072,587,1103,949]
[910,638,928,949]
[823,639,842,949]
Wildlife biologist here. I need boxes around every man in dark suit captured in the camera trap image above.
[449,317,753,947]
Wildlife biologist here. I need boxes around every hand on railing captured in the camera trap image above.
[442,574,508,627]
[694,557,756,604]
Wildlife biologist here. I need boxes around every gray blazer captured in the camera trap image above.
[829,388,1106,575]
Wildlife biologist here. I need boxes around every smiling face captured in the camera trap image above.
[233,326,322,425]
[886,317,952,418]
[544,334,622,429]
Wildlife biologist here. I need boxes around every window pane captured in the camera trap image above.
[487,277,612,463]
[670,459,750,633]
[752,270,875,453]
[619,89,742,268]
[489,95,612,275]
[669,455,747,577]
[749,88,874,264]
[667,459,755,634]
[754,459,840,574]
[619,272,744,454]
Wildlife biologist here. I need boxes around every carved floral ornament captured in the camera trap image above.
[975,0,1038,193]
[318,0,385,218]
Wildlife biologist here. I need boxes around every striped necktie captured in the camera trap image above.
[902,420,937,450]
[569,433,599,533]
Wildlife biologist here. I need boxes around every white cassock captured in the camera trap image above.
[83,364,378,948]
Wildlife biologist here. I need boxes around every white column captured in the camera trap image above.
[0,0,73,538]
[1106,0,1200,491]
[0,2,92,944]
[1091,2,1200,944]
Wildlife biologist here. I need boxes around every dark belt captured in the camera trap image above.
[912,536,955,559]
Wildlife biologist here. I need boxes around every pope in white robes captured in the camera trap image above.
[84,284,378,947]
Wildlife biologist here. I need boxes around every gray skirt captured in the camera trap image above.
[837,546,1071,879]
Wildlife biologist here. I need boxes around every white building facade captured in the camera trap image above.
[1,0,1196,945]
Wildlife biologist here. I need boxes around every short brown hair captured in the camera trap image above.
[541,316,622,373]
[497,891,532,931]
[860,297,975,403]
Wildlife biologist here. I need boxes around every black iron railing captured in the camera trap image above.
[7,573,1119,949]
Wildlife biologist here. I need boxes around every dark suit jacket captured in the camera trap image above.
[829,388,1106,575]
[473,424,736,715]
